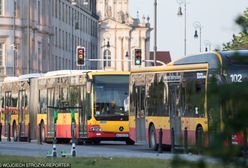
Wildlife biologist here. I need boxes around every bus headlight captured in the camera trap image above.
[90,125,101,132]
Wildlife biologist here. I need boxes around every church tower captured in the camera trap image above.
[97,0,152,71]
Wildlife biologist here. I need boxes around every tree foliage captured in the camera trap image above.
[223,8,248,50]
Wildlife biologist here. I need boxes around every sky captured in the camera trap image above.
[129,0,248,61]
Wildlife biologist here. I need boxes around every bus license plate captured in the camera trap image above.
[116,134,128,137]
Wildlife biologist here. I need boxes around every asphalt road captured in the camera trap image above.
[0,138,212,162]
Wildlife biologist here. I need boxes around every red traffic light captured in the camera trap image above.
[76,46,85,66]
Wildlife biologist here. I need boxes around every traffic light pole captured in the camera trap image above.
[82,59,166,67]
[71,10,74,70]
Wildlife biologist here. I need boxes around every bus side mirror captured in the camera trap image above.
[87,115,91,120]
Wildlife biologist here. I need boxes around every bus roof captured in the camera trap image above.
[89,71,130,76]
[220,50,248,57]
[3,76,19,82]
[42,70,115,77]
[167,51,221,69]
[43,70,87,77]
[18,73,43,80]
[131,63,208,73]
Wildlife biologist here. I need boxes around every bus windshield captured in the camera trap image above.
[93,75,129,121]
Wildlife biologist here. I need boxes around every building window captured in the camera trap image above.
[0,0,3,15]
[0,43,3,66]
[55,27,57,47]
[38,42,42,71]
[55,0,57,18]
[104,49,111,67]
[38,1,41,24]
[59,29,61,48]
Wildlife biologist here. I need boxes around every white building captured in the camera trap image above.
[0,0,98,81]
[97,0,152,71]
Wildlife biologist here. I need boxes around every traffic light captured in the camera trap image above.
[134,49,142,65]
[76,46,85,66]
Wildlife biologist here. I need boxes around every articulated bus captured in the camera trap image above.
[0,74,42,141]
[129,50,248,150]
[0,70,134,144]
[36,70,133,144]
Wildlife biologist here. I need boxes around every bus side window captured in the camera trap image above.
[140,87,145,112]
[39,89,47,114]
[179,82,186,117]
[183,72,206,117]
[194,79,205,117]
[1,97,4,108]
[86,92,91,120]
[12,93,18,109]
[69,86,80,107]
[129,84,136,116]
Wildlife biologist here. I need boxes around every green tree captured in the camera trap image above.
[223,8,248,50]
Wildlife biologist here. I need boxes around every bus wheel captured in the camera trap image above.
[13,122,17,142]
[40,122,45,143]
[196,126,204,146]
[84,140,92,145]
[92,139,101,145]
[126,139,135,145]
[149,125,158,151]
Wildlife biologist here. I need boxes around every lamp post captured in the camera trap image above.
[27,0,30,74]
[153,0,157,66]
[71,1,79,70]
[177,0,187,56]
[204,40,211,52]
[13,0,16,76]
[193,21,203,52]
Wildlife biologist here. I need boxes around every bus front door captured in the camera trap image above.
[47,88,55,138]
[18,90,26,138]
[79,86,88,138]
[169,84,182,146]
[135,86,146,144]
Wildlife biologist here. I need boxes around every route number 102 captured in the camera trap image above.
[230,74,242,82]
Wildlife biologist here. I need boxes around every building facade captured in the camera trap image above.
[97,0,152,71]
[0,0,98,81]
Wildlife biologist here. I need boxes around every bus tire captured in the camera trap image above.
[40,121,45,143]
[196,126,204,146]
[13,122,17,142]
[126,139,135,145]
[84,140,91,145]
[149,125,158,151]
[92,139,101,145]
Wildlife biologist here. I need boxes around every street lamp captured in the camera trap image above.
[193,21,203,52]
[13,0,16,76]
[177,0,188,57]
[27,0,30,74]
[154,0,157,66]
[71,1,79,70]
[204,40,211,52]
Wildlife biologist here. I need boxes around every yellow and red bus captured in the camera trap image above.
[35,70,133,144]
[0,74,42,141]
[129,50,248,150]
[0,70,133,144]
